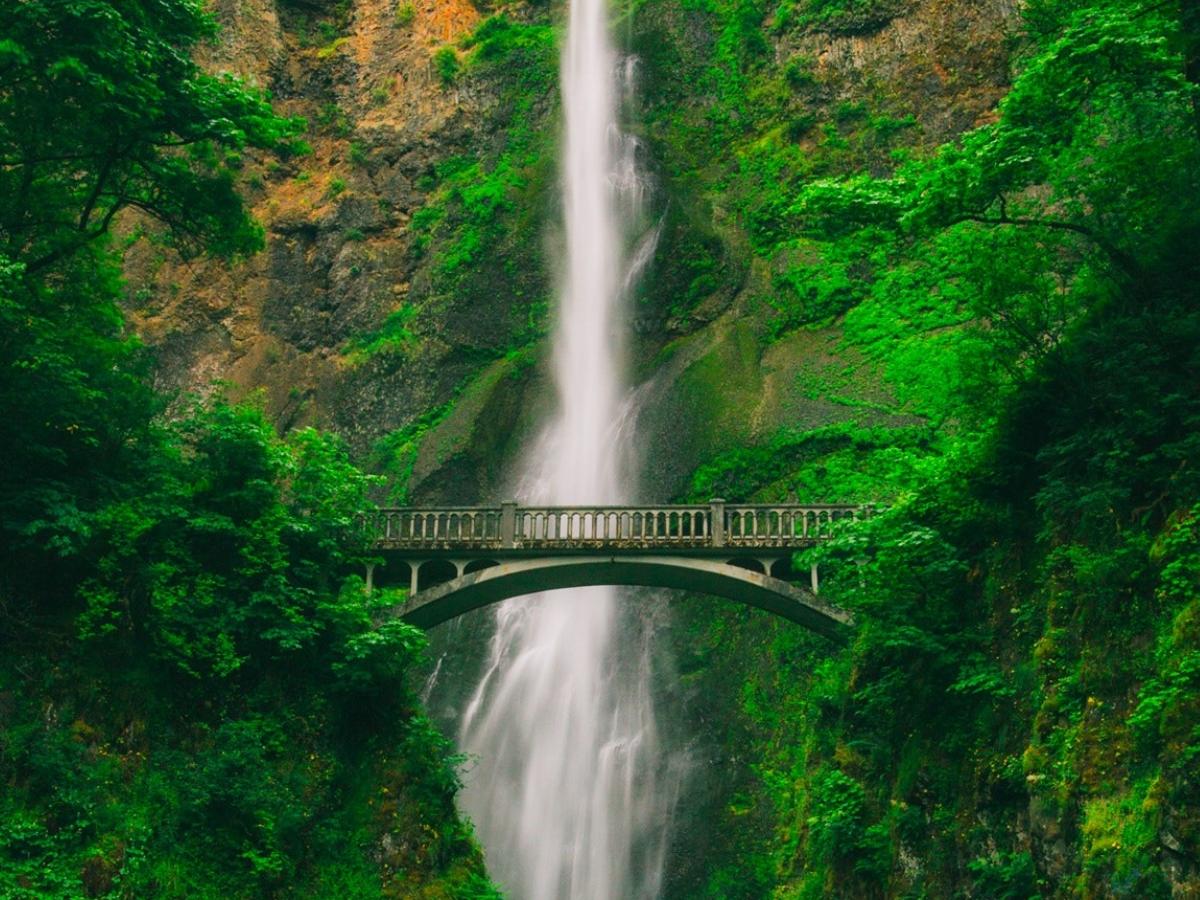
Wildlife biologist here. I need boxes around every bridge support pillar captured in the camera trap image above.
[500,503,517,548]
[710,498,726,547]
[410,561,424,596]
[365,563,375,595]
[811,563,820,594]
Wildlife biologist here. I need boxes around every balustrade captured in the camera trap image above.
[375,507,503,544]
[369,502,866,552]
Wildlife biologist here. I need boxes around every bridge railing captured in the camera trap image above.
[370,502,868,552]
[517,506,713,547]
[724,504,859,545]
[375,507,504,544]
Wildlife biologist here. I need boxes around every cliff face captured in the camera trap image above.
[120,0,1035,894]
[121,0,522,462]
[124,0,1017,500]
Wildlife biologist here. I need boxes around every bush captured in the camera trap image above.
[433,47,460,85]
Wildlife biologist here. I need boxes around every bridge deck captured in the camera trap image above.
[369,502,865,556]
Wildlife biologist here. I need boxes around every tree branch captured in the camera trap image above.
[954,211,1141,281]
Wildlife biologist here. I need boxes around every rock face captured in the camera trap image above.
[119,0,1036,894]
[123,0,1018,502]
[122,0,506,457]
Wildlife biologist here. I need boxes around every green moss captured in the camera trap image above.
[794,0,909,35]
[372,400,457,504]
[316,35,350,59]
[674,321,762,444]
[346,304,418,363]
[411,349,536,485]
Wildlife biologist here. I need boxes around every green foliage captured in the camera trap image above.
[462,14,557,87]
[633,0,924,339]
[794,0,908,35]
[966,851,1038,899]
[806,768,868,863]
[433,47,461,85]
[0,250,157,561]
[688,424,932,503]
[372,400,456,502]
[395,2,416,27]
[316,35,351,59]
[78,399,377,678]
[0,4,501,896]
[0,396,495,897]
[414,15,556,286]
[0,0,304,271]
[365,12,557,366]
[668,0,1200,894]
[315,101,353,137]
[347,304,419,363]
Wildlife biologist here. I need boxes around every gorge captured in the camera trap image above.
[2,0,1200,896]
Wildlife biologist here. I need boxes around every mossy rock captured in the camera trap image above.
[803,0,914,35]
[409,349,539,502]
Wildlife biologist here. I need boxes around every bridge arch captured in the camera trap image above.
[392,555,852,644]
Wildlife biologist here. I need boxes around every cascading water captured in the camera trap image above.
[455,0,677,897]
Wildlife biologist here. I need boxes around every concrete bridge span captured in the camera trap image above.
[367,502,868,643]
[390,555,853,644]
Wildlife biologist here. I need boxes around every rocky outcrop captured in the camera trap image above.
[121,0,1018,503]
[121,0,501,457]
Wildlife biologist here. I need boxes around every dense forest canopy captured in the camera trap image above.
[1,0,1198,896]
[663,0,1200,893]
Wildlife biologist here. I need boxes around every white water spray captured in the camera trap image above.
[456,0,676,896]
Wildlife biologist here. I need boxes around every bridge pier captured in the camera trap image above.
[365,563,375,594]
[756,557,781,577]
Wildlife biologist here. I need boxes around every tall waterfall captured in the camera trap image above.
[455,0,675,895]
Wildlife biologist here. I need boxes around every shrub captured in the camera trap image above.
[433,47,460,85]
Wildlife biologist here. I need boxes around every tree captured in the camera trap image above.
[790,0,1200,427]
[0,0,303,571]
[0,0,303,274]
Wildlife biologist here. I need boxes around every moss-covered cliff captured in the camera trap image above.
[626,0,1200,895]
[120,0,1018,500]
[13,0,1198,895]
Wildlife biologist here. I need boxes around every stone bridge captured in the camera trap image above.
[367,502,867,643]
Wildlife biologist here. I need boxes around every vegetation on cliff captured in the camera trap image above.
[660,0,1200,894]
[4,0,1199,895]
[0,1,497,896]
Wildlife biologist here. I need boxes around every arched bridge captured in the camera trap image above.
[367,502,867,643]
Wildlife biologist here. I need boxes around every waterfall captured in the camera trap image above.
[455,0,677,896]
